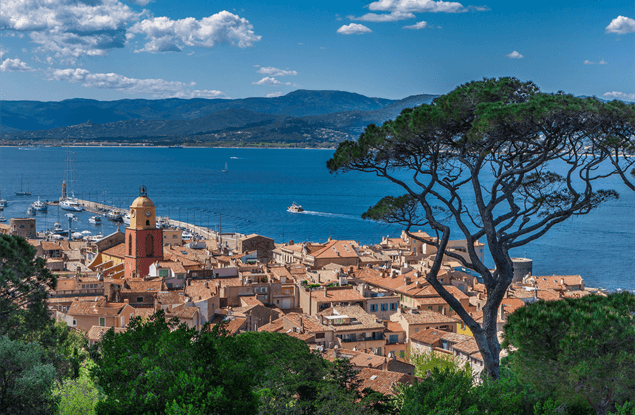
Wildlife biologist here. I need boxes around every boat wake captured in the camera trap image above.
[298,210,363,221]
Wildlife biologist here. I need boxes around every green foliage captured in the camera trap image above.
[0,234,57,341]
[409,349,465,376]
[53,360,102,415]
[0,335,58,415]
[504,293,635,415]
[93,311,257,415]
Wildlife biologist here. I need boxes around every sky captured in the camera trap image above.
[0,0,633,102]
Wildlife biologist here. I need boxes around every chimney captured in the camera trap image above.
[123,298,129,304]
[403,276,411,285]
[153,295,159,311]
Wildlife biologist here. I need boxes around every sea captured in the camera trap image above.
[1,146,633,291]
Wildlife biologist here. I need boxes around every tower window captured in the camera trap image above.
[146,234,154,257]
[128,236,132,256]
[146,220,150,226]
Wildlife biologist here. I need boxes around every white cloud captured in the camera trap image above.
[266,92,283,98]
[349,11,415,22]
[0,58,34,72]
[367,0,466,13]
[48,67,226,98]
[468,5,489,11]
[403,21,428,29]
[129,11,261,53]
[337,23,372,35]
[189,90,225,98]
[128,0,152,5]
[257,66,298,76]
[506,50,523,59]
[0,0,138,61]
[606,16,635,34]
[252,77,292,86]
[603,91,635,101]
[584,59,608,65]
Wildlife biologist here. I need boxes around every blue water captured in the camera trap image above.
[1,146,633,291]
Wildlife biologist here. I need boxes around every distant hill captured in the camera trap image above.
[0,90,439,146]
[0,90,396,131]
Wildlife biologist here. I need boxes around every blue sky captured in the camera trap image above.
[1,0,633,102]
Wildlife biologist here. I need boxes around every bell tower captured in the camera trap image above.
[124,186,163,279]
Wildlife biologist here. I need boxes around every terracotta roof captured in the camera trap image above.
[439,331,472,344]
[157,291,187,305]
[385,321,405,333]
[534,275,584,287]
[410,328,445,345]
[416,296,448,306]
[501,298,525,315]
[156,261,187,274]
[536,289,561,301]
[258,318,285,333]
[452,338,480,355]
[224,316,247,335]
[535,278,564,291]
[185,284,216,301]
[124,279,164,293]
[400,310,458,325]
[357,368,417,396]
[240,296,264,307]
[323,349,386,368]
[420,284,469,300]
[41,242,62,251]
[87,326,126,341]
[284,313,331,333]
[67,298,129,316]
[311,240,360,259]
[102,243,125,258]
[133,307,156,319]
[318,305,384,331]
[166,305,199,319]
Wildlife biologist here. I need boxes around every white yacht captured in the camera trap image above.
[60,199,83,212]
[0,215,6,223]
[122,212,131,225]
[89,216,102,224]
[106,209,123,221]
[32,198,48,212]
[287,202,304,213]
[27,206,36,216]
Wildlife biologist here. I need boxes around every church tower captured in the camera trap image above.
[124,186,163,279]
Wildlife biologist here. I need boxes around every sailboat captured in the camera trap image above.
[15,174,31,196]
[222,162,228,173]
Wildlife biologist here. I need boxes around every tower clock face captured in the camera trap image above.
[145,210,151,217]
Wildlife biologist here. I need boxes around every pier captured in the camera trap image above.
[63,199,240,243]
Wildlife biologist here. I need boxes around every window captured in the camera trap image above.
[316,332,325,339]
[177,274,184,280]
[389,334,398,344]
[381,303,388,311]
[128,236,132,255]
[439,306,444,313]
[72,319,77,326]
[370,304,377,312]
[166,283,173,289]
[121,316,125,328]
[428,306,433,310]
[390,303,397,311]
[145,234,154,257]
[146,220,150,226]
[159,269,169,278]
[136,297,144,303]
[414,328,419,333]
[99,317,105,327]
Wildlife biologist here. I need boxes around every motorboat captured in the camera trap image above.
[60,199,83,212]
[89,216,102,224]
[71,232,84,240]
[32,198,48,212]
[27,206,36,216]
[0,215,6,223]
[106,209,123,221]
[0,199,6,208]
[122,212,131,225]
[287,202,304,213]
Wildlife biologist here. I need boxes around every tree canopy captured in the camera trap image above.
[504,293,635,415]
[328,77,621,379]
[0,234,57,340]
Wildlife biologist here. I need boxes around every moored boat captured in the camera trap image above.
[60,199,84,212]
[89,216,102,224]
[32,198,48,212]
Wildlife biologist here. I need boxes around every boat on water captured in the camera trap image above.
[0,215,6,223]
[15,175,31,196]
[287,202,304,213]
[0,199,6,208]
[122,212,131,225]
[168,145,183,149]
[27,206,36,216]
[71,232,84,240]
[106,209,123,221]
[60,199,84,212]
[89,216,102,224]
[222,162,228,173]
[32,198,48,212]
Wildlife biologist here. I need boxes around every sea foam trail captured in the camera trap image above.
[298,210,364,221]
